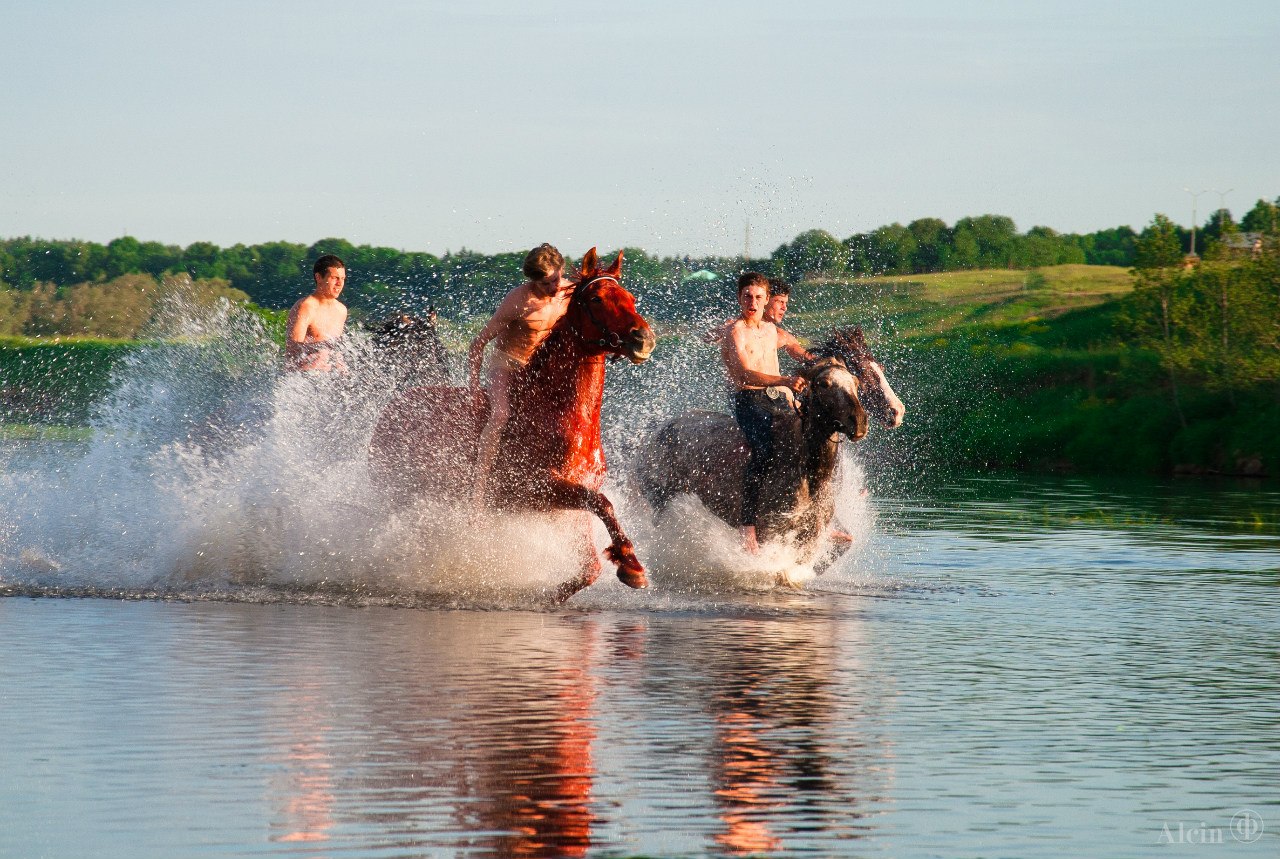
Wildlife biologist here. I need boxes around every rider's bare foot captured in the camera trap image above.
[741,525,760,555]
[831,529,855,545]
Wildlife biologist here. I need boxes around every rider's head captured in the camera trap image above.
[312,254,346,299]
[524,243,566,296]
[765,277,791,324]
[737,272,770,321]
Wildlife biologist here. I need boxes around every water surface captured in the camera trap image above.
[3,473,1277,858]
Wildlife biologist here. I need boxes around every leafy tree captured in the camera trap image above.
[907,218,949,273]
[1129,213,1190,425]
[1240,197,1280,234]
[946,227,980,269]
[1201,208,1237,245]
[953,215,1018,268]
[851,223,916,275]
[1133,214,1183,269]
[1015,225,1084,267]
[182,242,226,279]
[772,229,846,280]
[1077,226,1137,266]
[0,288,29,334]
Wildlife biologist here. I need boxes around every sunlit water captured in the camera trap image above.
[2,303,1278,857]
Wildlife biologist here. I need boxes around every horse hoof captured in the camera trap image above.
[616,564,648,589]
[554,571,599,604]
[605,540,648,589]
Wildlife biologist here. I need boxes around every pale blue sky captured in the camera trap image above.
[2,0,1276,257]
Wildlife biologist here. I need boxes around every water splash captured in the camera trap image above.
[1,300,887,608]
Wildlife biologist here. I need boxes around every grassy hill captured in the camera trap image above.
[783,265,1277,480]
[791,264,1132,339]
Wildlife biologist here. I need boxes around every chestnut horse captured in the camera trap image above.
[369,249,656,598]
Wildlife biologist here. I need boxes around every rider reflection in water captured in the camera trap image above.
[467,243,575,509]
[718,273,808,554]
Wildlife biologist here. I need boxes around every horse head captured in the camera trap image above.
[799,356,868,441]
[568,248,656,364]
[821,326,905,429]
[371,313,438,349]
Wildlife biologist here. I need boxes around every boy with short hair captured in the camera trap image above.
[286,255,348,372]
[720,272,807,553]
[467,243,574,507]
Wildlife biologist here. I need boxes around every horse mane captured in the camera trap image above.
[810,325,875,365]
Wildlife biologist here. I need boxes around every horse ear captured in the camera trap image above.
[606,249,623,277]
[580,247,599,276]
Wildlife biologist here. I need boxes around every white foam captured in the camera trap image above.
[1,299,891,607]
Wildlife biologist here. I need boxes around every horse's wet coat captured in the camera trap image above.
[637,336,902,572]
[369,249,654,598]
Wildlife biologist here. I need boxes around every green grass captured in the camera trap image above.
[792,264,1133,339]
[0,423,94,441]
[0,337,137,424]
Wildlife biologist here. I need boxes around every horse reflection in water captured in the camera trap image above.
[254,610,887,856]
[268,685,336,846]
[650,613,889,854]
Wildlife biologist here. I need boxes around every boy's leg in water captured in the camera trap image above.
[733,390,777,553]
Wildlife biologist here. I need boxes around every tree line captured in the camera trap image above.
[1124,210,1280,418]
[2,199,1276,338]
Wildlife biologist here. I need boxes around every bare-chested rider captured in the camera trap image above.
[707,276,813,363]
[286,255,348,372]
[720,272,807,554]
[765,277,815,363]
[467,243,575,508]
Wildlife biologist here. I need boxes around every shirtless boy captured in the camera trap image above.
[765,277,815,363]
[707,277,812,363]
[720,272,807,553]
[286,255,348,372]
[467,243,574,508]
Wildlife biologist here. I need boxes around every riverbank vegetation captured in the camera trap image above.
[786,218,1278,479]
[2,202,1276,478]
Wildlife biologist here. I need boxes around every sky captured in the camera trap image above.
[2,0,1277,258]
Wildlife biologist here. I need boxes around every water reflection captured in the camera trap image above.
[2,470,1278,858]
[638,607,890,856]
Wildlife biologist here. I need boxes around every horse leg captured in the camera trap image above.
[542,479,647,589]
[552,514,602,604]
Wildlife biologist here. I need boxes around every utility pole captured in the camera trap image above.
[1184,188,1208,257]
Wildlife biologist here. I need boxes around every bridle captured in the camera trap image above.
[574,275,626,351]
[797,359,863,436]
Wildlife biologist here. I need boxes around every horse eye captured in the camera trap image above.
[590,295,603,303]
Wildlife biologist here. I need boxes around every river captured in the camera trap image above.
[1,312,1277,857]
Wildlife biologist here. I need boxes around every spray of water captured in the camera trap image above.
[1,299,885,608]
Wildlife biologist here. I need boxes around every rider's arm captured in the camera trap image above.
[721,326,805,391]
[777,327,815,362]
[284,299,314,368]
[467,290,523,389]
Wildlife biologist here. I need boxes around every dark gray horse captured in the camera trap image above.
[634,327,904,571]
[369,311,450,387]
[635,356,867,568]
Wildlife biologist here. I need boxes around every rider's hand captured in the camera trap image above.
[788,375,807,393]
